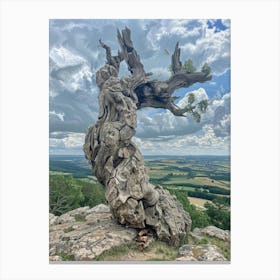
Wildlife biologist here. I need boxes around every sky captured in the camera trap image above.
[49,19,230,156]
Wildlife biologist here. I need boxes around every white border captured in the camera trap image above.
[1,0,279,279]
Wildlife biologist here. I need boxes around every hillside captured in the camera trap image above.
[49,155,231,213]
[49,204,230,262]
[49,156,230,261]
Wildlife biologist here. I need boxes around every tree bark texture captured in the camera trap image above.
[84,28,211,246]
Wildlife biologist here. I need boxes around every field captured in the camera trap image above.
[49,155,92,178]
[49,154,230,208]
[188,197,209,210]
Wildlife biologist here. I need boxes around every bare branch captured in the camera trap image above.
[99,39,123,71]
[117,27,147,89]
[134,42,212,119]
[171,42,182,74]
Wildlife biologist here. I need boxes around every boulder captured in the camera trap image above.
[49,204,137,261]
[176,244,226,261]
[201,226,230,241]
[190,226,230,242]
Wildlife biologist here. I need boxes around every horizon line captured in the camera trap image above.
[49,154,230,157]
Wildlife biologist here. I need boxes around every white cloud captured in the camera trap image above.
[146,20,206,50]
[221,19,230,28]
[49,44,99,133]
[50,46,86,68]
[133,124,229,155]
[148,67,171,81]
[137,88,230,139]
[176,87,209,108]
[49,19,230,155]
[50,47,94,94]
[143,19,230,75]
[49,110,64,122]
[181,28,230,75]
[49,132,85,149]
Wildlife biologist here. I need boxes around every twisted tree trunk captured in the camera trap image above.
[84,28,211,246]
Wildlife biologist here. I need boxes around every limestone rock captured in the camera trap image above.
[201,226,230,241]
[49,255,62,261]
[49,204,137,261]
[176,244,227,261]
[190,226,230,242]
[49,213,58,226]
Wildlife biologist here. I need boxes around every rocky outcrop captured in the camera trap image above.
[49,204,137,261]
[176,244,227,261]
[190,226,230,242]
[50,205,229,262]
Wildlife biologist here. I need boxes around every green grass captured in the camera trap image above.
[147,241,178,260]
[95,244,133,261]
[63,226,74,233]
[190,234,230,260]
[59,253,75,261]
[94,240,178,261]
[74,214,86,222]
[146,258,168,261]
[207,237,230,260]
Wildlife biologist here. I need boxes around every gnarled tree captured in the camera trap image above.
[83,27,211,246]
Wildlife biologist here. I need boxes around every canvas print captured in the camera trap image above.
[49,19,230,262]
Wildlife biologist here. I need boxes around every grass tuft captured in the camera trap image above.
[95,244,132,261]
[63,226,74,233]
[74,214,86,222]
[59,253,75,261]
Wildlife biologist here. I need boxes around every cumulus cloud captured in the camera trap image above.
[133,124,230,156]
[143,19,230,75]
[49,132,85,154]
[49,44,99,133]
[50,46,86,67]
[180,28,230,75]
[50,110,65,122]
[49,19,230,155]
[136,88,230,140]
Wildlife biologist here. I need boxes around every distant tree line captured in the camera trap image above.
[188,190,230,205]
[154,165,230,183]
[163,166,192,173]
[50,161,92,178]
[209,173,230,181]
[152,173,174,184]
[154,179,230,197]
[200,185,230,195]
